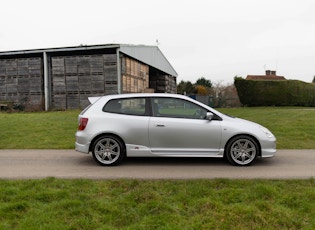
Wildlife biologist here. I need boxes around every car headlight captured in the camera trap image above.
[259,126,274,138]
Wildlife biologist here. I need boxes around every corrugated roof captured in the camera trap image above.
[0,44,120,55]
[119,45,178,77]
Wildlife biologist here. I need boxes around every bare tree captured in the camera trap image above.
[211,81,241,107]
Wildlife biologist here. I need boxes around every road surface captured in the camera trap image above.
[0,149,315,179]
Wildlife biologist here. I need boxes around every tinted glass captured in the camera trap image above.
[103,98,147,116]
[151,97,208,119]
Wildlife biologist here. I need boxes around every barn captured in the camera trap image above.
[0,44,177,111]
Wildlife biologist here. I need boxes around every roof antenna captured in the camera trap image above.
[263,64,266,70]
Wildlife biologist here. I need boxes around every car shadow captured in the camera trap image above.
[123,157,228,166]
[76,155,276,167]
[123,157,275,167]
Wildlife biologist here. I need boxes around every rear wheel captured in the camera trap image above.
[226,135,258,166]
[92,135,125,166]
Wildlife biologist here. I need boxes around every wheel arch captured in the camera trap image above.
[224,134,261,157]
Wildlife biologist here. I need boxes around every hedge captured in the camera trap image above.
[234,77,315,106]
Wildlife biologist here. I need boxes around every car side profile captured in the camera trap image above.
[75,93,276,166]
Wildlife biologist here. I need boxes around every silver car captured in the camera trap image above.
[75,93,276,166]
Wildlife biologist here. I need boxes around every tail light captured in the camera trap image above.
[78,118,88,131]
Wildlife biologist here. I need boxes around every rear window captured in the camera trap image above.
[103,98,147,116]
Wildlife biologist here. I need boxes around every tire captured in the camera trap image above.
[225,135,258,166]
[92,135,125,166]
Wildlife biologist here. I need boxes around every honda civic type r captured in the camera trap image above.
[75,93,276,166]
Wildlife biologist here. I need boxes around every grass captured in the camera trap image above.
[1,108,315,229]
[0,107,315,149]
[217,107,315,149]
[0,178,315,229]
[0,110,79,149]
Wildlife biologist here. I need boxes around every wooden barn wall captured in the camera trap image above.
[0,51,176,111]
[0,58,44,110]
[51,54,117,109]
[149,74,177,93]
[121,56,150,93]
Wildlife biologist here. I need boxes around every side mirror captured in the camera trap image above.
[206,112,214,121]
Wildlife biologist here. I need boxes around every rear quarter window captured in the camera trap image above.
[103,98,147,116]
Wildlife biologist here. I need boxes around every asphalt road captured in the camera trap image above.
[1,149,315,179]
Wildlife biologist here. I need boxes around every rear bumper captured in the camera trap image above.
[75,142,90,154]
[75,131,90,154]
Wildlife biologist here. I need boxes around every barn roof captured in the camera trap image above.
[119,45,178,77]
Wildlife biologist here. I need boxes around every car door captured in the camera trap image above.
[102,97,151,149]
[148,97,222,156]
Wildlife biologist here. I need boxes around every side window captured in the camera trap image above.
[151,98,208,119]
[103,98,147,116]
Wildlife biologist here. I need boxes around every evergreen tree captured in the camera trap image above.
[195,77,212,88]
[177,80,195,95]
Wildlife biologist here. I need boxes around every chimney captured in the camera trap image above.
[266,70,271,75]
[271,70,276,75]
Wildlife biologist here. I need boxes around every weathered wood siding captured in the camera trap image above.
[121,56,150,93]
[0,50,176,110]
[51,54,118,109]
[149,74,177,93]
[0,58,44,110]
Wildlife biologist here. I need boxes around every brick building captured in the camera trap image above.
[246,70,286,81]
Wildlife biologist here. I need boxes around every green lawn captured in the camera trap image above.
[217,107,315,149]
[0,110,79,149]
[1,108,315,229]
[1,178,315,229]
[0,107,314,149]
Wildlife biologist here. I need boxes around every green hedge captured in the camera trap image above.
[234,77,315,106]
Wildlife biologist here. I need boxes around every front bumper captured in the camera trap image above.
[260,138,276,158]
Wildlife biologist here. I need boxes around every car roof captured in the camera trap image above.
[100,93,191,100]
[88,93,191,105]
[88,93,186,104]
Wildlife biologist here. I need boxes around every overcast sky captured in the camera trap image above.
[1,0,315,84]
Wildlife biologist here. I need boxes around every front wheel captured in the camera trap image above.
[92,135,125,166]
[225,136,258,166]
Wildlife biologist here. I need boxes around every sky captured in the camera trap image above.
[1,0,315,84]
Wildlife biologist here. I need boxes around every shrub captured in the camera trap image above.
[234,77,315,106]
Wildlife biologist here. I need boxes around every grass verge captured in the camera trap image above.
[218,107,315,149]
[0,107,314,149]
[0,110,78,149]
[1,178,315,229]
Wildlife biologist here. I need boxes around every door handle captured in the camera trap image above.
[154,123,165,127]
